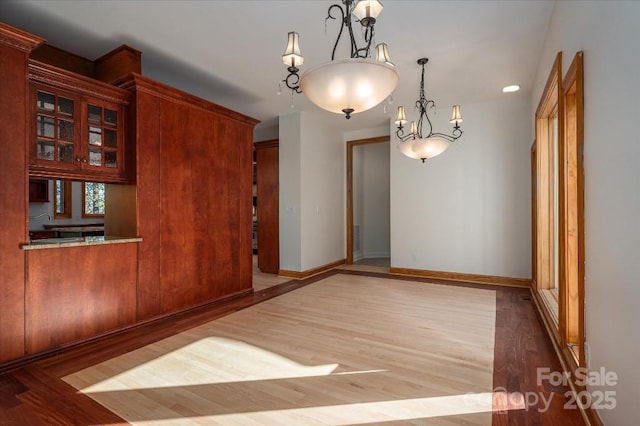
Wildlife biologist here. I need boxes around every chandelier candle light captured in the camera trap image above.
[396,58,463,162]
[282,0,399,119]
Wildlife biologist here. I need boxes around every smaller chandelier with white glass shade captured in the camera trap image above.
[281,0,398,119]
[396,58,463,162]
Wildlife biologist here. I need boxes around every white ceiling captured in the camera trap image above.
[1,0,554,132]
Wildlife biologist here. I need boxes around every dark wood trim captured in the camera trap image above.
[29,60,131,105]
[254,139,279,149]
[0,22,45,52]
[346,136,390,264]
[30,43,95,77]
[279,258,346,279]
[389,267,532,288]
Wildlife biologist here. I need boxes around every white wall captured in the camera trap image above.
[531,2,640,424]
[299,112,345,270]
[390,94,532,279]
[363,142,390,258]
[279,111,344,272]
[278,113,302,271]
[254,124,278,142]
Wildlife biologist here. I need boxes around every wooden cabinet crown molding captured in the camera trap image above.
[29,60,131,105]
[116,73,259,127]
[0,22,44,52]
[254,139,279,149]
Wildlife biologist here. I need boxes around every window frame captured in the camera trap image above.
[53,179,72,219]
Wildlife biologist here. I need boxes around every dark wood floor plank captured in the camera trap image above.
[492,288,585,425]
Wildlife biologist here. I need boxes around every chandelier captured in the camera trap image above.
[395,58,463,162]
[281,0,399,119]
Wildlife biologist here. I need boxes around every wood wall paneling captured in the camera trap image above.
[159,100,205,310]
[132,90,162,320]
[25,244,138,354]
[119,74,257,316]
[255,140,280,274]
[0,23,44,363]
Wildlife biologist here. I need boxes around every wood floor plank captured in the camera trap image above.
[63,275,496,425]
[0,269,586,425]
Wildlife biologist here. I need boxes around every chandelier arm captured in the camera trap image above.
[344,3,360,58]
[451,126,463,139]
[354,25,374,58]
[395,125,415,142]
[429,131,462,143]
[327,4,346,61]
[284,69,302,93]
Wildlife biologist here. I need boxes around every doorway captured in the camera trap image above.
[346,136,390,267]
[254,139,279,274]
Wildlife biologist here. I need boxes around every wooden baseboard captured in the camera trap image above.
[279,259,346,279]
[389,267,532,288]
[530,288,603,426]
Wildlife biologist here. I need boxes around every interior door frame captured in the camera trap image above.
[346,135,390,264]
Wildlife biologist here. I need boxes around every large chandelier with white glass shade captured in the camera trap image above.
[281,0,398,119]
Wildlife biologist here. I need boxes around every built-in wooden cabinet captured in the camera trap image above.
[28,61,130,183]
[28,179,49,202]
[1,21,257,368]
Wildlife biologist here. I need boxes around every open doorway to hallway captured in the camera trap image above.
[346,136,390,271]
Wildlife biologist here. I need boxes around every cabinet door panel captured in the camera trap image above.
[30,84,80,171]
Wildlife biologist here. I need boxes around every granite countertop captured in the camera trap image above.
[22,236,142,250]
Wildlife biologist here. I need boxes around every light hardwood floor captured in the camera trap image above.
[252,255,291,291]
[63,274,496,425]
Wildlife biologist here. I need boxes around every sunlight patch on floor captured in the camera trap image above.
[74,337,340,393]
[64,274,496,425]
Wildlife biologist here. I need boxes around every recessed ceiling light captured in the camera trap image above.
[502,85,520,93]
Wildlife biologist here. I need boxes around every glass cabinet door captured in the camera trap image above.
[85,102,121,170]
[30,78,127,181]
[35,89,77,165]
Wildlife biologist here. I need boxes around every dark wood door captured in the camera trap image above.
[255,140,279,274]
